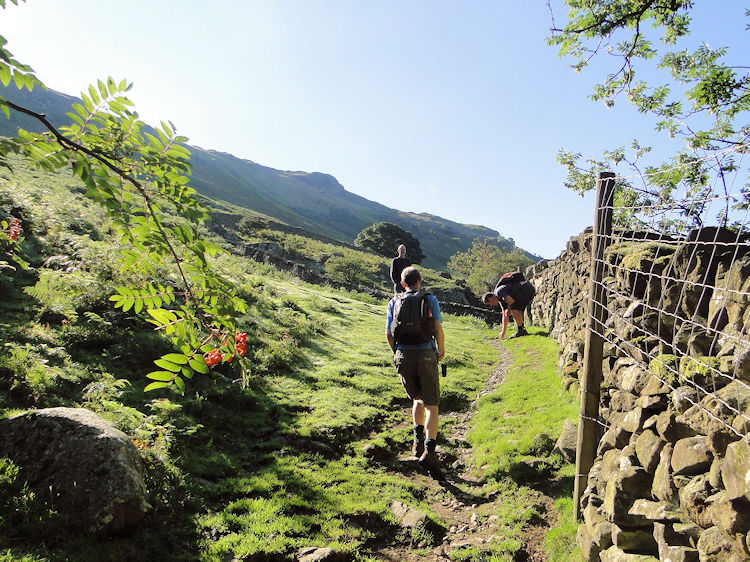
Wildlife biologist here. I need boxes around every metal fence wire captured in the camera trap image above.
[573,154,750,517]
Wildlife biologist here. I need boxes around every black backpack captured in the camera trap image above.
[495,271,525,290]
[390,291,435,345]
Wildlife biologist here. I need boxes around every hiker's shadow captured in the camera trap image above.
[438,477,493,506]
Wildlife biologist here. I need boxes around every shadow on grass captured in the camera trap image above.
[439,390,472,413]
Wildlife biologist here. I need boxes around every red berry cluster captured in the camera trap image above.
[7,218,21,241]
[205,349,223,366]
[204,331,248,367]
[235,332,248,357]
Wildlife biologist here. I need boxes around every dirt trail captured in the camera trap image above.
[374,341,558,561]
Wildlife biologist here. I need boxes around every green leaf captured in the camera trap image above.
[162,353,189,364]
[0,64,10,86]
[145,132,164,151]
[88,84,101,105]
[189,358,210,374]
[144,381,171,392]
[154,359,181,372]
[174,376,185,394]
[97,78,108,100]
[146,371,175,381]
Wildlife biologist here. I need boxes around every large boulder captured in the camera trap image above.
[0,407,150,535]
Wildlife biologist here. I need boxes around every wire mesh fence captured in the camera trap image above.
[573,151,750,516]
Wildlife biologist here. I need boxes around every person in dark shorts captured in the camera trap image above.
[389,244,411,294]
[481,273,536,339]
[385,266,445,479]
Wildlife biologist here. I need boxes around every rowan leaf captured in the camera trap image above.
[146,371,175,381]
[144,381,170,392]
[154,359,181,372]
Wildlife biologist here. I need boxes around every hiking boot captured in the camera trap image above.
[411,440,425,459]
[419,451,445,480]
[508,326,528,339]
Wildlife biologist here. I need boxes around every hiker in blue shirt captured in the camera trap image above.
[385,266,445,479]
[481,271,536,339]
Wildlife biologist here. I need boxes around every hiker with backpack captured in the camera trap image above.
[481,270,536,339]
[385,266,445,480]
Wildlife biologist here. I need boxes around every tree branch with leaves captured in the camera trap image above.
[548,0,749,231]
[0,1,250,392]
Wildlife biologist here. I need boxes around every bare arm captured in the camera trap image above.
[434,319,445,361]
[500,307,510,339]
[386,330,395,352]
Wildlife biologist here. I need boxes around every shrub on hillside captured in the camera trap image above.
[324,254,377,286]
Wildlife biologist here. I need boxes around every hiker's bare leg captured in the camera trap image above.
[424,405,439,440]
[510,309,525,327]
[412,400,425,426]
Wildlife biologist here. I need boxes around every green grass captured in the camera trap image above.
[0,156,582,561]
[468,328,578,475]
[462,326,582,561]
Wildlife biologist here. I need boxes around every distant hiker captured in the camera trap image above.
[385,266,446,479]
[481,270,536,339]
[389,244,411,294]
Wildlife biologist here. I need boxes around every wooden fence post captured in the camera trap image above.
[574,171,615,520]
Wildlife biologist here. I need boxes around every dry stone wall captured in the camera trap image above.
[526,229,750,561]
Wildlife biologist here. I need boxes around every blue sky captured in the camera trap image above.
[2,1,747,258]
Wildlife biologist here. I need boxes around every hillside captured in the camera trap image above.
[0,83,539,270]
[0,158,580,560]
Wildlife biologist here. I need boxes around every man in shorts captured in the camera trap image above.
[481,272,536,339]
[385,266,445,479]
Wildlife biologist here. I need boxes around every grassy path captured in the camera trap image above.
[167,278,580,561]
[265,279,581,561]
[373,339,567,561]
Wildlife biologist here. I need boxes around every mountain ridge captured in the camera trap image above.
[0,83,540,269]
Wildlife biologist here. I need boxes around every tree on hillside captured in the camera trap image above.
[0,2,247,391]
[448,239,534,295]
[353,222,424,263]
[548,1,749,231]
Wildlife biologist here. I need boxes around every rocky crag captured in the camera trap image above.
[526,228,750,561]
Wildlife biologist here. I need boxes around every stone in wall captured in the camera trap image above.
[526,228,750,561]
[634,430,664,474]
[678,474,714,528]
[602,461,653,527]
[722,438,750,502]
[653,522,698,562]
[671,436,713,477]
[696,525,749,561]
[707,491,750,537]
[709,252,750,338]
[656,409,698,442]
[651,443,676,502]
[681,380,750,436]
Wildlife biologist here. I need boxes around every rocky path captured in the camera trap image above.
[374,341,558,561]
